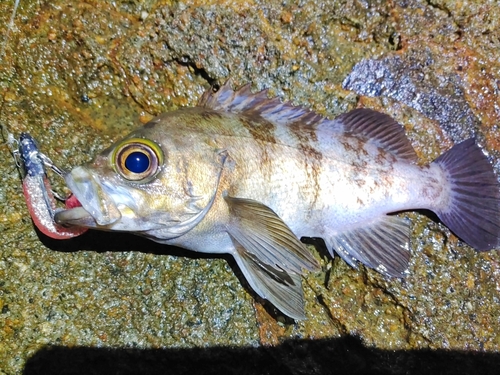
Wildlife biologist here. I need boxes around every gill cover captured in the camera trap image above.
[145,150,229,240]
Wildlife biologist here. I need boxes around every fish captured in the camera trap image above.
[18,133,87,239]
[50,82,500,319]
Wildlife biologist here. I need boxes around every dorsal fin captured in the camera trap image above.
[198,80,331,127]
[199,82,417,162]
[332,108,418,162]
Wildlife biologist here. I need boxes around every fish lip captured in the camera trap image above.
[54,207,97,227]
[58,166,122,227]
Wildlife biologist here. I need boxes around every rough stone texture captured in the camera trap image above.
[1,0,500,374]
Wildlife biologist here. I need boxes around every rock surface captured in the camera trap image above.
[1,0,500,373]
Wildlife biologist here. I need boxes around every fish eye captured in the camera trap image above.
[112,138,163,182]
[125,151,150,173]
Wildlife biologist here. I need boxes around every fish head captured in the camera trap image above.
[55,112,226,240]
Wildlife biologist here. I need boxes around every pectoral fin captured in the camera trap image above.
[224,196,320,319]
[328,215,410,277]
[224,196,320,272]
[232,242,307,320]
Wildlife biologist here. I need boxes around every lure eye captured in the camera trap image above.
[112,138,163,182]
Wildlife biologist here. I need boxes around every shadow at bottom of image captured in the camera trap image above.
[23,335,500,375]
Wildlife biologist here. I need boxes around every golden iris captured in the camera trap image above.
[112,138,163,181]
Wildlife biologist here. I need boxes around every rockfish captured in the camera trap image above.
[52,82,500,319]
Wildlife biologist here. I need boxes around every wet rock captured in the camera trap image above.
[342,48,479,142]
[1,0,500,373]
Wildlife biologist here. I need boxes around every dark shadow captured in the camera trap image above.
[301,236,330,258]
[23,335,500,375]
[36,227,209,259]
[412,209,440,224]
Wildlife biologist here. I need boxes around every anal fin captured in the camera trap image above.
[328,215,410,277]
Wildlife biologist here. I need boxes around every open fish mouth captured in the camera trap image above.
[53,166,122,228]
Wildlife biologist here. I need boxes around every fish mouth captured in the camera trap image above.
[54,206,99,227]
[54,166,122,228]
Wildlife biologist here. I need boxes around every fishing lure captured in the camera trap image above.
[18,133,86,239]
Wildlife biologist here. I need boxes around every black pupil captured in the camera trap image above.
[125,151,150,173]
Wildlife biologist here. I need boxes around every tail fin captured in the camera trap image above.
[433,138,500,251]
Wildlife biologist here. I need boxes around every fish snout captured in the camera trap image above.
[57,166,122,227]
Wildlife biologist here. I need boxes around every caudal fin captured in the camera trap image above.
[433,138,500,251]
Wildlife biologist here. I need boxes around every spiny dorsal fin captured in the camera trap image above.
[199,83,417,163]
[332,108,418,162]
[198,80,330,127]
[224,196,320,273]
